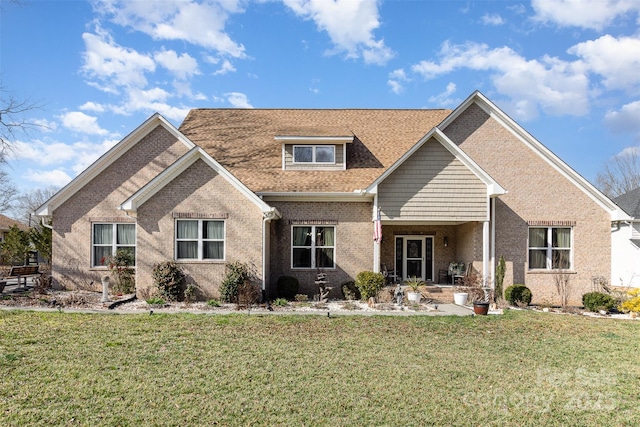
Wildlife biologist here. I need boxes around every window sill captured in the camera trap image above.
[527,269,576,274]
[291,267,336,271]
[175,260,225,264]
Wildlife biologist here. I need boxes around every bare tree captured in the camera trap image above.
[13,186,59,225]
[1,88,43,159]
[596,148,640,198]
[0,169,18,214]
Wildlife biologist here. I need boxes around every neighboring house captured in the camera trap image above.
[612,188,640,287]
[35,91,628,305]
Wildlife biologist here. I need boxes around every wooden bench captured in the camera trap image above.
[3,265,42,289]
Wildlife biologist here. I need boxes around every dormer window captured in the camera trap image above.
[293,145,335,164]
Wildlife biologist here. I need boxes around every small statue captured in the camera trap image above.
[394,283,404,305]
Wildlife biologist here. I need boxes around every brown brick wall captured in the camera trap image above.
[51,126,189,290]
[443,104,611,305]
[268,201,372,298]
[136,158,264,299]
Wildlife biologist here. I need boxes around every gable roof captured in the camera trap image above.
[439,91,630,222]
[366,127,506,197]
[0,213,27,231]
[613,187,640,218]
[179,108,451,194]
[119,147,280,218]
[35,114,195,216]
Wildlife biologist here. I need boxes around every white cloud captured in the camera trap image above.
[604,100,640,139]
[387,68,409,94]
[79,101,106,113]
[32,118,57,132]
[59,111,110,135]
[213,59,236,75]
[282,0,394,65]
[94,0,246,58]
[11,140,76,166]
[225,92,253,108]
[568,35,640,92]
[428,82,459,107]
[411,41,590,119]
[481,13,505,26]
[531,0,640,30]
[82,31,155,91]
[24,169,73,187]
[154,49,200,80]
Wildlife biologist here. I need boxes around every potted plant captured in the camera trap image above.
[463,273,490,315]
[404,276,422,304]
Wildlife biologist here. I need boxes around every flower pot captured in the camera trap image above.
[407,291,421,304]
[454,292,468,306]
[473,301,490,315]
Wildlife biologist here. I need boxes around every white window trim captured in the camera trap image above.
[292,145,336,164]
[91,223,136,267]
[528,226,573,271]
[175,219,226,261]
[291,225,336,269]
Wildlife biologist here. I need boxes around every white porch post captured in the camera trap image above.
[373,196,380,273]
[490,197,496,290]
[483,220,490,287]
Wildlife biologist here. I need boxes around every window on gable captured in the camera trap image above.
[293,145,335,164]
[176,219,225,260]
[528,227,572,270]
[292,225,335,269]
[92,223,136,267]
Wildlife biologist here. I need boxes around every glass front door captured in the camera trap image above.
[396,236,433,282]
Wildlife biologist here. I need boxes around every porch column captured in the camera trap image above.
[483,220,490,286]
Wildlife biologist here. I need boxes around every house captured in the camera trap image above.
[35,91,629,305]
[612,188,640,287]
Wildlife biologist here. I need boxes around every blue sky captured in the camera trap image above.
[1,0,639,194]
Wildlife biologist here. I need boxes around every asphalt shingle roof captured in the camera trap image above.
[613,187,640,218]
[179,109,452,193]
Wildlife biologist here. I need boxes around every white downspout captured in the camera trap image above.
[483,220,490,288]
[373,195,380,273]
[490,197,496,290]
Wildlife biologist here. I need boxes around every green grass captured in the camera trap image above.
[1,309,639,426]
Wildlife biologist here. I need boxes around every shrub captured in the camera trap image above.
[505,284,532,306]
[341,281,361,301]
[207,299,222,307]
[152,261,185,302]
[184,283,198,304]
[582,292,615,312]
[219,261,251,303]
[146,296,166,306]
[105,249,136,294]
[237,281,261,309]
[276,276,300,299]
[619,288,640,313]
[273,298,288,307]
[355,271,385,300]
[294,294,309,302]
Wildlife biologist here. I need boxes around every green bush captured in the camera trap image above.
[355,271,386,300]
[207,299,221,307]
[582,292,615,312]
[146,296,166,306]
[219,261,251,303]
[276,276,300,299]
[505,284,532,306]
[152,261,185,302]
[273,298,288,307]
[105,249,136,294]
[341,281,361,300]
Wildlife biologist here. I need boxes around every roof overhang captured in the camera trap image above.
[439,91,630,222]
[274,136,354,144]
[365,127,506,197]
[120,147,280,219]
[35,113,196,217]
[259,191,374,203]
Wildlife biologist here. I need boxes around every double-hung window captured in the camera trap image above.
[176,219,225,260]
[292,225,335,269]
[293,145,335,164]
[528,227,572,270]
[92,223,136,267]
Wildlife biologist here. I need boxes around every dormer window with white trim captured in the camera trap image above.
[293,145,335,164]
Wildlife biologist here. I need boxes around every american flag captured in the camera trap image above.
[373,209,382,243]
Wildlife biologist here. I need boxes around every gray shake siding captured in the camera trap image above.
[378,138,487,222]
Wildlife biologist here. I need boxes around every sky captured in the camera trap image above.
[1,0,639,196]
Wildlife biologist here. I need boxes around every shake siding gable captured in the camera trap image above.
[378,138,487,221]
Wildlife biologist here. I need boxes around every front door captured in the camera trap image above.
[396,236,433,282]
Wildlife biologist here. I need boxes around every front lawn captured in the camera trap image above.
[1,309,638,426]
